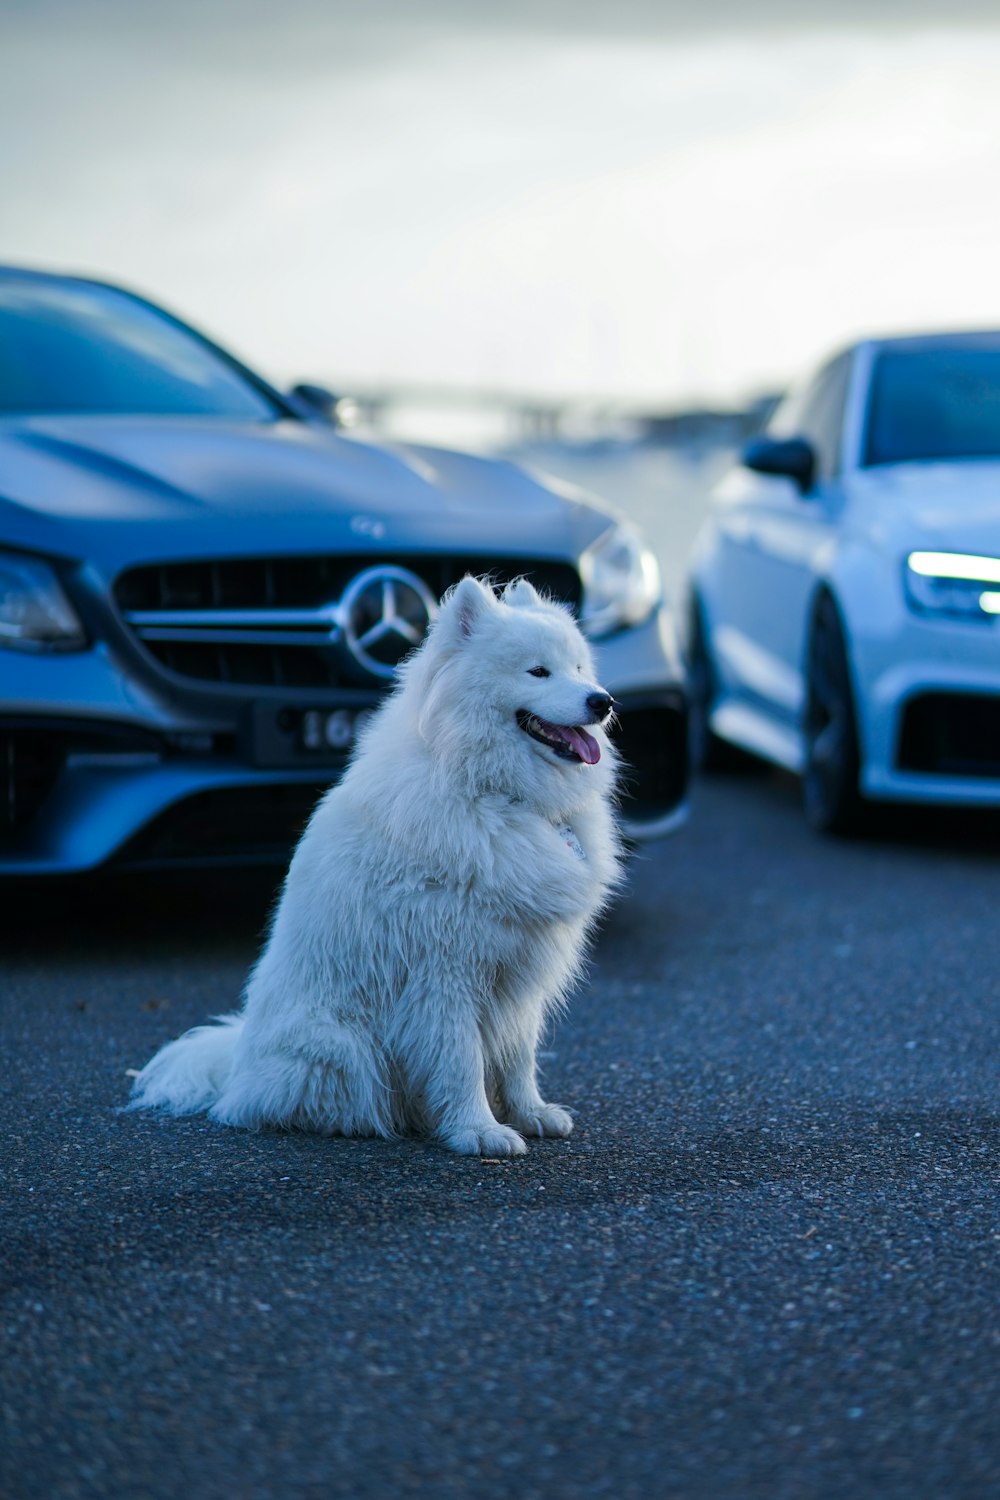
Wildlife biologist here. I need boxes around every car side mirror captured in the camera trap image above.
[289,383,356,428]
[741,435,816,494]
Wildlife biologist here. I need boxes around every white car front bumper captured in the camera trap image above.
[858,611,1000,805]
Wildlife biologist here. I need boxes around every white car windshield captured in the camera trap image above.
[0,278,281,421]
[864,344,1000,466]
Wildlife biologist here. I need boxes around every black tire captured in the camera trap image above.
[686,597,753,772]
[802,593,865,834]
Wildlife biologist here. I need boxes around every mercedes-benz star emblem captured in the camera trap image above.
[341,565,438,678]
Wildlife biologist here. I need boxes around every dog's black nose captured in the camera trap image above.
[586,690,616,723]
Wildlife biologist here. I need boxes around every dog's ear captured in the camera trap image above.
[440,575,497,643]
[502,577,542,611]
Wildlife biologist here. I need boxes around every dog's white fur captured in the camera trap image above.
[130,576,622,1155]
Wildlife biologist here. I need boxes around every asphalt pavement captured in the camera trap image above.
[2,768,998,1500]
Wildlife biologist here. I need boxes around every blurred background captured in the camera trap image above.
[5,0,1000,593]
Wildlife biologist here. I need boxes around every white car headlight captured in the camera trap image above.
[905,551,1000,622]
[579,523,661,639]
[0,552,87,651]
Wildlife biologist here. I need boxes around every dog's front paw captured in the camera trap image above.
[441,1122,528,1157]
[507,1102,574,1139]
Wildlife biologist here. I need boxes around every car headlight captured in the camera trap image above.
[579,523,661,638]
[905,551,1000,622]
[0,552,87,651]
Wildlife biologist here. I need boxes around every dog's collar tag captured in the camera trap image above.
[556,824,586,860]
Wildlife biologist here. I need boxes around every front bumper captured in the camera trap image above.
[858,611,1000,806]
[0,606,688,874]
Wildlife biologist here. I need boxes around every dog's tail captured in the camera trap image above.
[128,1013,243,1117]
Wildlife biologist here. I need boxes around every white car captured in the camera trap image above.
[686,331,1000,831]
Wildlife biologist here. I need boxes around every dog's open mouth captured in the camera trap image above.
[516,710,601,765]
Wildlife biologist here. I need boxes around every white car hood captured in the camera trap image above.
[849,461,1000,556]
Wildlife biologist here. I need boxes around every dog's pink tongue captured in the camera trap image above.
[566,726,601,765]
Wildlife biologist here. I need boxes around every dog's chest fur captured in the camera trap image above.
[413,798,614,991]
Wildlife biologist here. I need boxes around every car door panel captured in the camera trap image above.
[704,355,852,731]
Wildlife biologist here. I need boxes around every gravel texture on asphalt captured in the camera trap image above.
[2,771,998,1500]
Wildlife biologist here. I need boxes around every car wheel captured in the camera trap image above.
[802,593,865,834]
[686,597,748,772]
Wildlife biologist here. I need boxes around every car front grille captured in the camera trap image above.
[114,554,583,689]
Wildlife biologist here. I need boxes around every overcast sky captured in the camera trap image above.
[4,0,1000,406]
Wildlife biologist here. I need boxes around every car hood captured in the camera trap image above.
[848,460,1000,556]
[0,415,614,574]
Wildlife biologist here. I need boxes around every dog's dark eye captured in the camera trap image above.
[527,666,551,678]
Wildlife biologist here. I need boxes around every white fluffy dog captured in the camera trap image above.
[130,575,621,1155]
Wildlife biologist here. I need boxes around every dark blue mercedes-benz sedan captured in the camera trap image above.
[0,266,688,873]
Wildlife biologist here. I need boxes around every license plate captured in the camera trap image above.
[298,707,375,753]
[244,703,377,768]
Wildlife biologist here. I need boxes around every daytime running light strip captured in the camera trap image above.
[908,551,1000,584]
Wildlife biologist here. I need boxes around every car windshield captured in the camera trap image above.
[863,345,1000,466]
[0,278,281,421]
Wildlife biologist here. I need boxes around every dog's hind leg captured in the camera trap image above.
[209,1023,393,1137]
